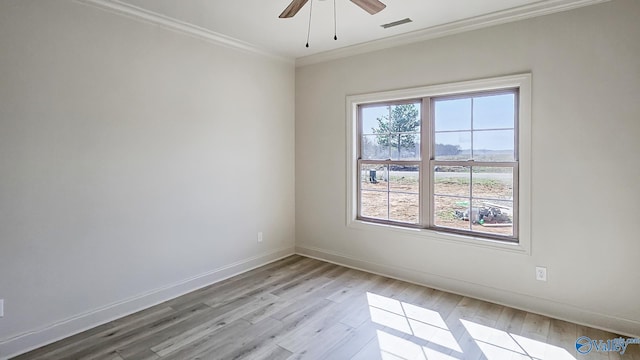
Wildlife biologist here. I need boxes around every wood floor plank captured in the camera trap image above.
[426,296,480,359]
[214,320,288,360]
[276,299,358,353]
[456,299,505,360]
[495,306,527,334]
[166,256,314,311]
[268,270,364,321]
[393,283,437,307]
[627,340,640,359]
[203,259,335,310]
[150,293,280,357]
[239,296,360,359]
[323,263,351,279]
[337,294,373,329]
[520,312,552,341]
[547,318,577,358]
[164,255,304,309]
[350,337,383,360]
[14,255,636,360]
[321,274,398,330]
[119,349,159,360]
[244,268,359,325]
[413,289,464,326]
[325,270,378,303]
[472,300,504,328]
[240,294,292,325]
[283,322,352,359]
[245,344,292,360]
[94,354,127,360]
[267,297,340,349]
[14,306,176,360]
[74,304,212,360]
[372,278,412,301]
[271,275,334,300]
[318,320,378,360]
[196,316,283,360]
[10,322,119,360]
[624,341,640,360]
[159,319,253,360]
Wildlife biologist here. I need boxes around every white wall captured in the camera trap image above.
[296,0,640,336]
[0,0,295,357]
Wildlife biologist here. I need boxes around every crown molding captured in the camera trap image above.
[296,0,610,67]
[75,0,609,67]
[75,0,294,64]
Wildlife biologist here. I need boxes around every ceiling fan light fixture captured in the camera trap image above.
[381,18,412,29]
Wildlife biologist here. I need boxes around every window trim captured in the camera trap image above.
[346,74,532,254]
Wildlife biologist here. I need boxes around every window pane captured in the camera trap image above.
[389,103,421,133]
[434,98,471,131]
[472,130,514,161]
[472,167,513,201]
[362,134,389,160]
[360,163,388,191]
[434,166,470,197]
[399,133,420,160]
[389,165,419,193]
[390,193,419,224]
[434,195,470,231]
[473,93,515,130]
[470,199,514,237]
[388,134,401,160]
[361,190,388,220]
[434,132,470,160]
[362,106,389,134]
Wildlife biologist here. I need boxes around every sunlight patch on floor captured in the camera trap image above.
[367,291,462,356]
[461,318,575,360]
[367,292,577,360]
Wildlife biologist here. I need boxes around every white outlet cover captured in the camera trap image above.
[535,267,547,281]
[0,299,4,317]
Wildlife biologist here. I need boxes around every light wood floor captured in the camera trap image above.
[14,255,639,360]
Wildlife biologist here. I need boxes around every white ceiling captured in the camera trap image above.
[111,0,604,61]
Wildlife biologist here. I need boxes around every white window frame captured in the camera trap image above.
[346,74,532,254]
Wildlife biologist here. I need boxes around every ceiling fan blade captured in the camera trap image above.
[350,0,386,15]
[279,0,310,18]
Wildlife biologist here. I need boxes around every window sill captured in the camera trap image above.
[347,219,531,255]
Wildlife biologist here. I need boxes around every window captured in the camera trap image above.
[347,74,531,249]
[359,101,422,224]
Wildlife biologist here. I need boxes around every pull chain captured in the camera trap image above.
[333,0,337,40]
[306,0,313,47]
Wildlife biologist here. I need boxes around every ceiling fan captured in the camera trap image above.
[279,0,386,48]
[279,0,386,18]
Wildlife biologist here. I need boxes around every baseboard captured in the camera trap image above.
[1,246,295,359]
[295,245,640,338]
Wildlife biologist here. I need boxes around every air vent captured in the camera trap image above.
[381,18,412,29]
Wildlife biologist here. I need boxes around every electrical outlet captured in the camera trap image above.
[0,299,4,317]
[257,232,263,243]
[535,267,547,281]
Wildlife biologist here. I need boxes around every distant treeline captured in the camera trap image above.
[435,143,461,155]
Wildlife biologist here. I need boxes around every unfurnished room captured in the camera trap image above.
[0,0,639,359]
